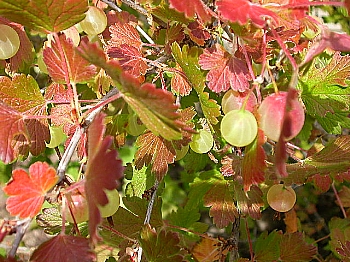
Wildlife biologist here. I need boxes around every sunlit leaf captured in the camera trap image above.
[139,224,183,262]
[199,44,251,93]
[198,91,221,125]
[168,0,212,23]
[30,235,95,262]
[43,34,97,84]
[108,22,142,50]
[235,184,263,219]
[3,162,58,218]
[192,237,225,262]
[216,0,277,28]
[171,64,192,96]
[187,21,210,46]
[0,74,49,156]
[0,0,87,32]
[84,113,123,243]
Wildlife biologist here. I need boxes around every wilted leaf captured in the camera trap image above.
[30,234,95,262]
[203,179,238,228]
[242,130,266,191]
[135,132,176,181]
[84,113,123,243]
[139,224,183,262]
[216,0,277,28]
[0,0,87,32]
[3,162,58,218]
[199,44,251,93]
[0,74,49,156]
[279,232,317,261]
[44,34,97,84]
[169,0,212,22]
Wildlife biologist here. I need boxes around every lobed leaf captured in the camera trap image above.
[43,34,97,84]
[84,113,124,243]
[279,232,317,261]
[139,224,184,262]
[3,162,58,218]
[192,237,228,262]
[235,184,263,219]
[254,231,281,261]
[0,0,87,33]
[171,64,192,96]
[199,44,251,93]
[30,234,95,262]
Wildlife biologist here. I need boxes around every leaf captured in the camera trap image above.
[302,29,350,65]
[284,209,298,233]
[108,22,142,51]
[242,130,266,191]
[43,34,97,84]
[337,186,350,207]
[164,23,185,54]
[279,232,317,261]
[310,174,332,193]
[198,91,221,125]
[3,162,58,218]
[139,224,183,262]
[107,44,147,80]
[84,113,124,243]
[30,235,96,262]
[203,178,238,228]
[171,64,192,96]
[0,0,87,33]
[199,44,251,93]
[187,21,210,46]
[192,237,225,262]
[254,231,281,261]
[168,0,212,23]
[0,102,29,164]
[0,74,49,156]
[235,184,263,219]
[329,217,350,259]
[77,41,184,140]
[336,241,350,260]
[300,53,350,134]
[134,132,176,181]
[216,0,277,28]
[0,17,34,72]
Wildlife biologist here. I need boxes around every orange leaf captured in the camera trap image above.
[3,162,58,218]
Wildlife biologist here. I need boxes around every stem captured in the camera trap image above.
[8,218,32,258]
[332,182,347,218]
[245,218,254,261]
[100,224,137,243]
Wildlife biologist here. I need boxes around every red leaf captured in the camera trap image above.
[203,179,238,228]
[169,0,212,23]
[84,113,123,243]
[165,24,185,54]
[0,75,49,156]
[280,232,317,261]
[199,44,251,93]
[0,103,29,164]
[30,235,96,262]
[171,64,192,96]
[187,21,210,46]
[43,34,97,84]
[135,132,176,181]
[107,44,147,80]
[0,17,34,72]
[3,162,58,218]
[302,29,350,65]
[311,174,332,193]
[108,22,142,51]
[242,130,267,191]
[216,0,277,28]
[235,185,263,219]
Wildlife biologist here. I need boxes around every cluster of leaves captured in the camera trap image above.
[0,0,350,261]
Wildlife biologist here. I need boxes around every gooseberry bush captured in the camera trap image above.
[1,0,350,261]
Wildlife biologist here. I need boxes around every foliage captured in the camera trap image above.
[0,0,350,261]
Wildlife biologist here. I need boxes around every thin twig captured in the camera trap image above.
[332,182,347,218]
[8,218,32,258]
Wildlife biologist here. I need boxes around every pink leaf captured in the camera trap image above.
[199,44,251,93]
[3,162,58,218]
[216,0,277,28]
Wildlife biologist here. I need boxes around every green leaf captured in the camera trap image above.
[198,91,221,125]
[254,231,281,262]
[125,165,154,198]
[300,53,350,134]
[140,224,183,262]
[77,41,184,140]
[0,0,87,32]
[279,135,350,184]
[329,217,350,259]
